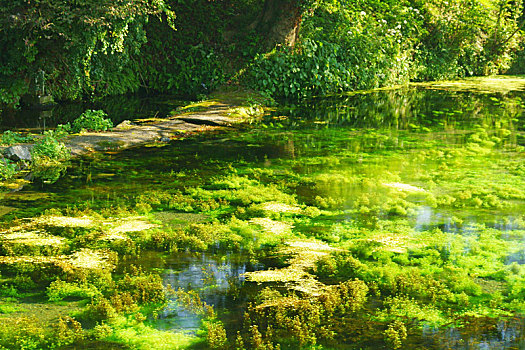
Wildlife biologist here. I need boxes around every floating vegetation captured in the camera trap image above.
[1,86,525,349]
[383,182,427,193]
[33,215,95,228]
[0,248,115,271]
[1,231,65,246]
[67,249,115,270]
[244,240,340,295]
[106,218,158,235]
[249,218,293,237]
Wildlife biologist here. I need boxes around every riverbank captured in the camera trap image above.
[0,89,270,187]
[65,89,268,156]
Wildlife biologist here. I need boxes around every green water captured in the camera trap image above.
[1,85,525,349]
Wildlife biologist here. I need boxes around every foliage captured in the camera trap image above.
[1,130,33,145]
[249,0,525,100]
[47,280,101,301]
[31,130,71,182]
[0,158,17,180]
[31,131,70,164]
[384,320,407,349]
[0,0,524,106]
[0,0,175,105]
[140,42,225,98]
[417,0,524,78]
[71,109,113,133]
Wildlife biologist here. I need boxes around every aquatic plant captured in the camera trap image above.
[31,130,71,183]
[0,158,18,180]
[1,130,33,145]
[71,110,113,133]
[47,280,101,301]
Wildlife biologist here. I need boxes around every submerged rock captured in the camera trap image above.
[4,145,32,161]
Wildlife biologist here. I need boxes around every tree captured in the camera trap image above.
[250,0,318,49]
[0,0,175,104]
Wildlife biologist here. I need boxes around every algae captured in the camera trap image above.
[1,85,525,349]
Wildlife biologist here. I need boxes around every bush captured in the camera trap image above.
[72,110,113,133]
[31,131,70,163]
[1,130,33,145]
[249,40,353,100]
[0,158,17,180]
[31,130,71,182]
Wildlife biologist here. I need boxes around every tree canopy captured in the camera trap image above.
[0,0,524,108]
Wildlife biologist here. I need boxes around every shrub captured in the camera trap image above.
[1,130,33,145]
[31,130,71,182]
[0,158,17,180]
[31,130,70,164]
[72,110,113,133]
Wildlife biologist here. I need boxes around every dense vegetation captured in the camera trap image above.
[0,86,524,349]
[1,1,525,349]
[1,0,525,111]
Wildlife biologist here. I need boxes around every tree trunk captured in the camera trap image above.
[250,0,302,49]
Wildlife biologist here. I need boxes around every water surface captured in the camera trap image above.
[2,84,525,349]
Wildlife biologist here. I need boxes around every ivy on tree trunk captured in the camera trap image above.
[250,0,304,49]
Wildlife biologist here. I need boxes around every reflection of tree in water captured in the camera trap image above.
[159,252,261,332]
[1,94,185,131]
[421,317,525,349]
[273,88,524,131]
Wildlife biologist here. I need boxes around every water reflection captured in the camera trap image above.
[2,86,525,348]
[421,318,525,349]
[275,87,525,132]
[153,252,262,332]
[0,94,186,132]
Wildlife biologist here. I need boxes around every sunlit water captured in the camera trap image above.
[2,85,525,348]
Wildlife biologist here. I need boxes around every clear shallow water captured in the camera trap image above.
[2,85,525,349]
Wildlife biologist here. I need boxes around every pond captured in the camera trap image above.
[1,81,525,349]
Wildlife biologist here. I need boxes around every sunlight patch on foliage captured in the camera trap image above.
[249,218,293,237]
[383,182,427,193]
[259,202,303,214]
[33,215,95,228]
[244,239,341,295]
[1,231,65,246]
[106,218,158,235]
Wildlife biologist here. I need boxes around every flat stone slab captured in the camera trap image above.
[6,90,264,160]
[65,119,210,156]
[176,115,233,126]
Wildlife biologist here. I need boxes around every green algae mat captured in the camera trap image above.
[1,82,525,349]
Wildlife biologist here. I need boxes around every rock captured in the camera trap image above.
[4,145,32,161]
[177,115,231,126]
[114,120,134,129]
[160,136,171,143]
